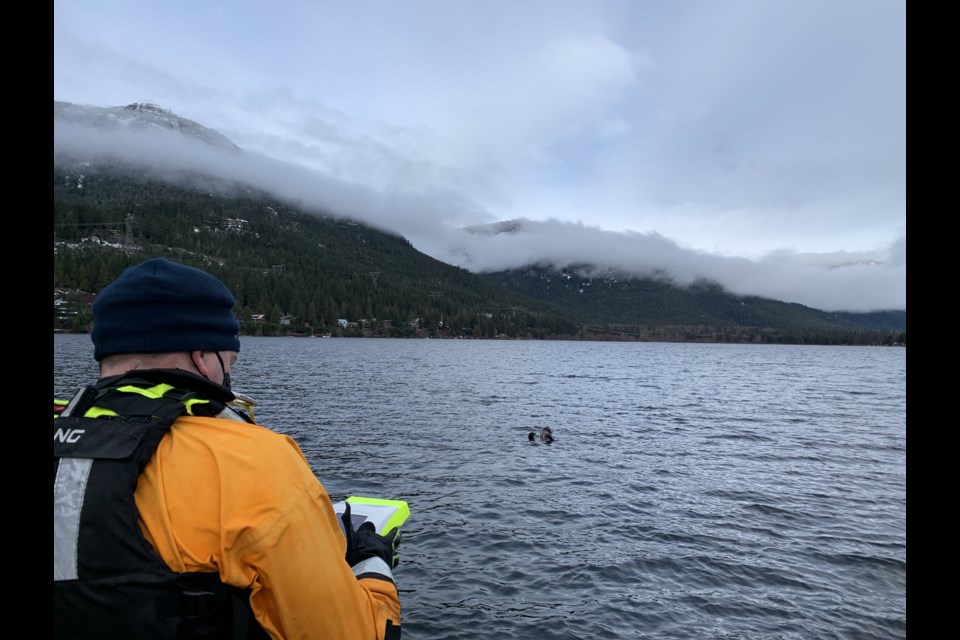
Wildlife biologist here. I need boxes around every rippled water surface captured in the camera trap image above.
[54,335,906,639]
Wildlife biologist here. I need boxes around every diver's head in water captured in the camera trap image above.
[528,432,536,442]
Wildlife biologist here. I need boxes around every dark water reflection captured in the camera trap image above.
[54,335,906,639]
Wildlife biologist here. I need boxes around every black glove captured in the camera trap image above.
[341,501,402,569]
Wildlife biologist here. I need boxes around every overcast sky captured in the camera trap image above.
[53,0,905,312]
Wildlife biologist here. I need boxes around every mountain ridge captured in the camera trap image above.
[54,100,241,152]
[52,100,905,343]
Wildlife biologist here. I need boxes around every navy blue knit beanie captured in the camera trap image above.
[91,258,241,361]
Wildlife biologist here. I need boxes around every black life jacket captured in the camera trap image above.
[53,370,268,640]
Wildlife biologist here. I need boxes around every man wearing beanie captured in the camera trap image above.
[54,258,403,640]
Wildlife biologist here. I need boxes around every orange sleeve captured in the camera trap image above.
[135,416,402,639]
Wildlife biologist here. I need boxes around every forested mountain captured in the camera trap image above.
[53,164,582,339]
[53,100,905,345]
[480,266,907,343]
[53,163,904,345]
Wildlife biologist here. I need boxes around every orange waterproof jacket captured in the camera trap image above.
[134,413,402,639]
[55,375,401,640]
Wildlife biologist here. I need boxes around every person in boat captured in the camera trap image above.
[539,426,555,443]
[53,258,402,640]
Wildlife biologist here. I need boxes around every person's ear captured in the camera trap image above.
[190,350,210,376]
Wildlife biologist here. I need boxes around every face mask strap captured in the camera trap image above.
[214,351,231,389]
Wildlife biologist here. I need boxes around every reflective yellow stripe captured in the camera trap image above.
[84,407,119,418]
[115,383,209,416]
[182,398,210,416]
[116,383,176,398]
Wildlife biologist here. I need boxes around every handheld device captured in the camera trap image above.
[332,496,410,535]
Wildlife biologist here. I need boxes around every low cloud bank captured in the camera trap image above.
[54,122,905,313]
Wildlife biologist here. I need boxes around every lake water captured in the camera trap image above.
[54,335,907,639]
